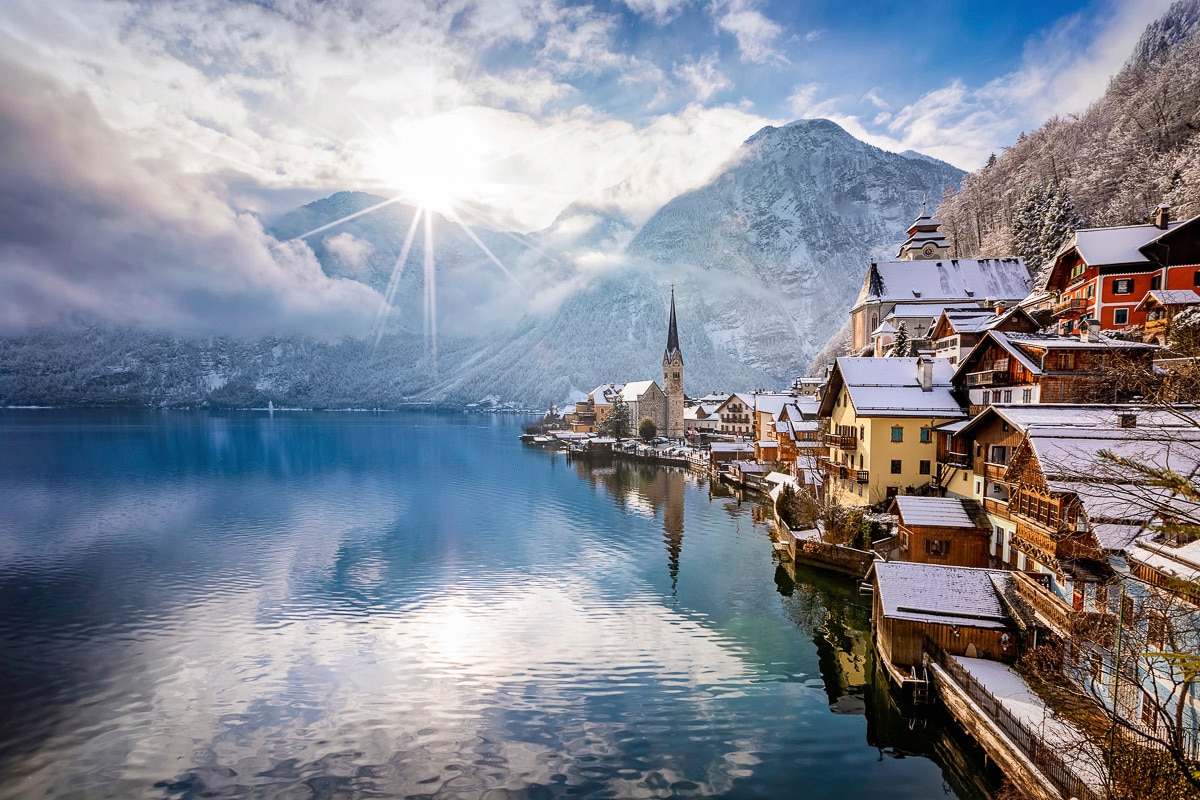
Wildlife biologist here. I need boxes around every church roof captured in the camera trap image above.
[853,258,1032,310]
[665,287,680,356]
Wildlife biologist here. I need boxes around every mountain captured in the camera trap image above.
[626,118,964,375]
[0,120,962,409]
[937,0,1200,259]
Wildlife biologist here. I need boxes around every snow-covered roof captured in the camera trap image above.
[1127,539,1200,584]
[589,383,620,406]
[854,258,1032,310]
[756,440,779,448]
[620,380,659,400]
[1091,523,1144,552]
[1001,332,1156,351]
[872,561,1013,629]
[1058,221,1184,267]
[710,442,755,453]
[956,403,1195,439]
[891,496,978,529]
[885,303,978,319]
[825,357,966,419]
[872,320,898,336]
[1135,289,1200,311]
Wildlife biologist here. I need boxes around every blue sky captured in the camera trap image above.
[0,0,1176,335]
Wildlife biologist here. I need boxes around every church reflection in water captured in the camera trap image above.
[573,458,688,593]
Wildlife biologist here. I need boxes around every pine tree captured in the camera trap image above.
[601,393,633,440]
[891,322,909,358]
[1012,185,1082,277]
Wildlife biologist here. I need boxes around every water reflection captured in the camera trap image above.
[0,411,994,799]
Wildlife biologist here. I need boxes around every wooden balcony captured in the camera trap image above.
[1052,297,1091,317]
[964,359,1011,387]
[1014,519,1059,558]
[1013,571,1073,633]
[982,461,1008,480]
[983,496,1008,515]
[854,470,870,483]
[823,433,857,450]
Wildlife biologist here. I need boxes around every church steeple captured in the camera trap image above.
[665,285,680,356]
[662,285,684,439]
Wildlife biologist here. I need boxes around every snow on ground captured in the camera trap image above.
[954,656,1107,792]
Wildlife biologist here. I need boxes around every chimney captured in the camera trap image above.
[1081,319,1100,343]
[995,301,1007,317]
[1154,203,1171,230]
[918,357,933,392]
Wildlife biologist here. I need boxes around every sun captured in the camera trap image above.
[364,114,490,213]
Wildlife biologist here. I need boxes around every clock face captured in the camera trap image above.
[922,244,935,256]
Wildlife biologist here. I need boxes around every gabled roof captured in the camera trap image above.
[589,383,621,407]
[818,357,966,419]
[1135,289,1200,312]
[871,561,1013,629]
[1060,222,1183,267]
[890,496,978,529]
[932,306,1040,340]
[853,258,1032,310]
[621,380,661,401]
[955,403,1168,439]
[952,330,1157,384]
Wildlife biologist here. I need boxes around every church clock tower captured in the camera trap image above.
[662,287,684,440]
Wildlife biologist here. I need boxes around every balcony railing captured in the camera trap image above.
[824,433,857,450]
[854,470,870,483]
[1013,519,1059,557]
[1052,297,1091,317]
[964,360,1011,387]
[942,452,971,468]
[982,462,1008,480]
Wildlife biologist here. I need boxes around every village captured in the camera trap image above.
[524,204,1200,800]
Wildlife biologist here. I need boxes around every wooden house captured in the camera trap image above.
[1134,289,1200,346]
[889,495,992,568]
[869,561,1020,687]
[951,329,1158,414]
[930,304,1040,365]
[1041,206,1200,333]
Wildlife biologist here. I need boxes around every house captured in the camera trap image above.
[930,304,1040,365]
[849,212,1032,355]
[684,402,722,436]
[709,441,755,465]
[817,357,966,507]
[878,302,980,355]
[1135,289,1200,346]
[951,328,1158,414]
[869,561,1020,687]
[1041,206,1200,333]
[713,393,755,438]
[889,495,992,569]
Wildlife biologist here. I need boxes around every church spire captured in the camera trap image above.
[666,285,679,355]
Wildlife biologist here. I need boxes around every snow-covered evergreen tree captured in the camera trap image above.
[891,322,909,358]
[1012,185,1082,278]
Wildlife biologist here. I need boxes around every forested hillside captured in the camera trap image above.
[937,0,1200,269]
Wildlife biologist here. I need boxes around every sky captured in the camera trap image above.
[0,0,1177,336]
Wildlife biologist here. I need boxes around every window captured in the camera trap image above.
[1003,390,1013,403]
[920,427,931,443]
[1121,595,1135,628]
[886,486,898,498]
[891,459,902,474]
[982,390,991,404]
[962,472,968,481]
[919,460,931,475]
[1114,308,1129,325]
[891,426,903,442]
[1087,283,1095,298]
[1001,422,1009,432]
[1194,269,1200,287]
[1112,278,1134,295]
[1023,389,1032,403]
[1147,611,1169,650]
[1151,275,1162,290]
[1143,695,1159,730]
[988,445,1009,465]
[925,539,950,556]
[1059,353,1075,370]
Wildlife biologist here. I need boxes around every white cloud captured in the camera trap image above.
[714,0,788,65]
[674,53,733,101]
[791,0,1176,169]
[622,0,693,24]
[861,88,889,110]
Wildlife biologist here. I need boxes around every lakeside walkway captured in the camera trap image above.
[952,655,1107,797]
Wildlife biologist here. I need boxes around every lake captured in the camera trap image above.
[0,410,995,799]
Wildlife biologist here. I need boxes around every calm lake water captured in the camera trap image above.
[0,410,995,799]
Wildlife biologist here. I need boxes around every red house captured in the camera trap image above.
[1042,206,1200,333]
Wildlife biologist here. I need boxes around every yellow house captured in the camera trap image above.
[816,357,967,507]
